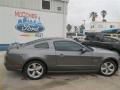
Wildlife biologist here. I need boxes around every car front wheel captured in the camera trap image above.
[24,61,46,80]
[100,60,117,76]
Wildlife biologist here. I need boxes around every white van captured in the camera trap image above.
[67,32,86,41]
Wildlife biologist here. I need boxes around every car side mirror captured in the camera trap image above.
[79,48,87,54]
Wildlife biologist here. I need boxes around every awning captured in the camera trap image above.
[101,28,120,33]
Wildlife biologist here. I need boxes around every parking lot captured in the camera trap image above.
[1,52,120,90]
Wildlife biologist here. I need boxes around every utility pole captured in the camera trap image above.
[82,20,86,26]
[82,20,86,35]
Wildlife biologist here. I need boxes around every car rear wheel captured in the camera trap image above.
[100,60,117,76]
[24,61,46,80]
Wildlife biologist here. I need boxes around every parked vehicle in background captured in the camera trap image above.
[81,33,120,54]
[102,28,120,39]
[104,34,120,40]
[66,32,86,41]
[5,38,120,80]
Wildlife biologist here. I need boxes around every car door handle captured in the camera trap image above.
[59,54,64,57]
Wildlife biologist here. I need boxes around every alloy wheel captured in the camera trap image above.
[101,61,115,76]
[27,63,44,79]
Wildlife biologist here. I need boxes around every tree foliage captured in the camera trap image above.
[90,12,98,22]
[101,10,107,22]
[66,24,72,32]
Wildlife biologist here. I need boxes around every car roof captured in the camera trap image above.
[24,37,74,45]
[35,37,74,41]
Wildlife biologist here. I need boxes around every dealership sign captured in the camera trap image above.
[15,11,45,33]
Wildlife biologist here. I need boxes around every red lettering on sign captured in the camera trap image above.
[15,11,38,19]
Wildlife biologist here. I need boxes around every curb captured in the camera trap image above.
[0,51,6,57]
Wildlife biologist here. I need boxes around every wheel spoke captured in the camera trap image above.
[32,63,37,69]
[108,63,113,68]
[36,66,42,71]
[104,63,108,67]
[31,71,36,77]
[28,67,34,71]
[108,67,114,72]
[36,71,42,76]
[101,67,106,71]
[104,69,109,74]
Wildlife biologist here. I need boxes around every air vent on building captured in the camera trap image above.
[42,0,50,10]
[57,7,62,11]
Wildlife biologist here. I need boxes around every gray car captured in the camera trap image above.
[4,38,120,80]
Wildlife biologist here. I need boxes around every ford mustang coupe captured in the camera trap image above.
[4,38,120,80]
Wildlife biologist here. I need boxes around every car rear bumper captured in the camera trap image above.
[4,61,22,71]
[4,53,23,71]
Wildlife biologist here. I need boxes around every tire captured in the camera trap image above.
[23,61,46,80]
[100,60,117,76]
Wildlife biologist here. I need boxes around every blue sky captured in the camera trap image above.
[67,0,120,25]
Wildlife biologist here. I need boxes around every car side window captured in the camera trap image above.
[103,37,111,42]
[34,42,49,49]
[103,37,118,42]
[54,41,83,51]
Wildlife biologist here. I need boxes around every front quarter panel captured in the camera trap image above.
[92,49,120,68]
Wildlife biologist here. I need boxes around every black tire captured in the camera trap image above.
[23,61,46,80]
[100,60,117,76]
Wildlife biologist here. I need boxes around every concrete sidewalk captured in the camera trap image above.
[0,51,6,58]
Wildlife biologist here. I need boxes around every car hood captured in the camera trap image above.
[90,47,120,61]
[91,47,116,54]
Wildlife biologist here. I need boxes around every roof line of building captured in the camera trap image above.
[54,0,69,2]
[92,21,120,23]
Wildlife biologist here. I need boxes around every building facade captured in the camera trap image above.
[0,0,69,50]
[89,22,120,32]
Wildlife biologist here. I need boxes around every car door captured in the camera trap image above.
[54,40,95,71]
[100,37,115,50]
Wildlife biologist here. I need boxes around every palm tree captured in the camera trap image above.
[74,26,78,32]
[90,12,98,22]
[66,24,72,32]
[101,10,107,22]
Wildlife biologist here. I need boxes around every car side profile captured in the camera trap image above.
[4,38,120,80]
[82,33,120,54]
